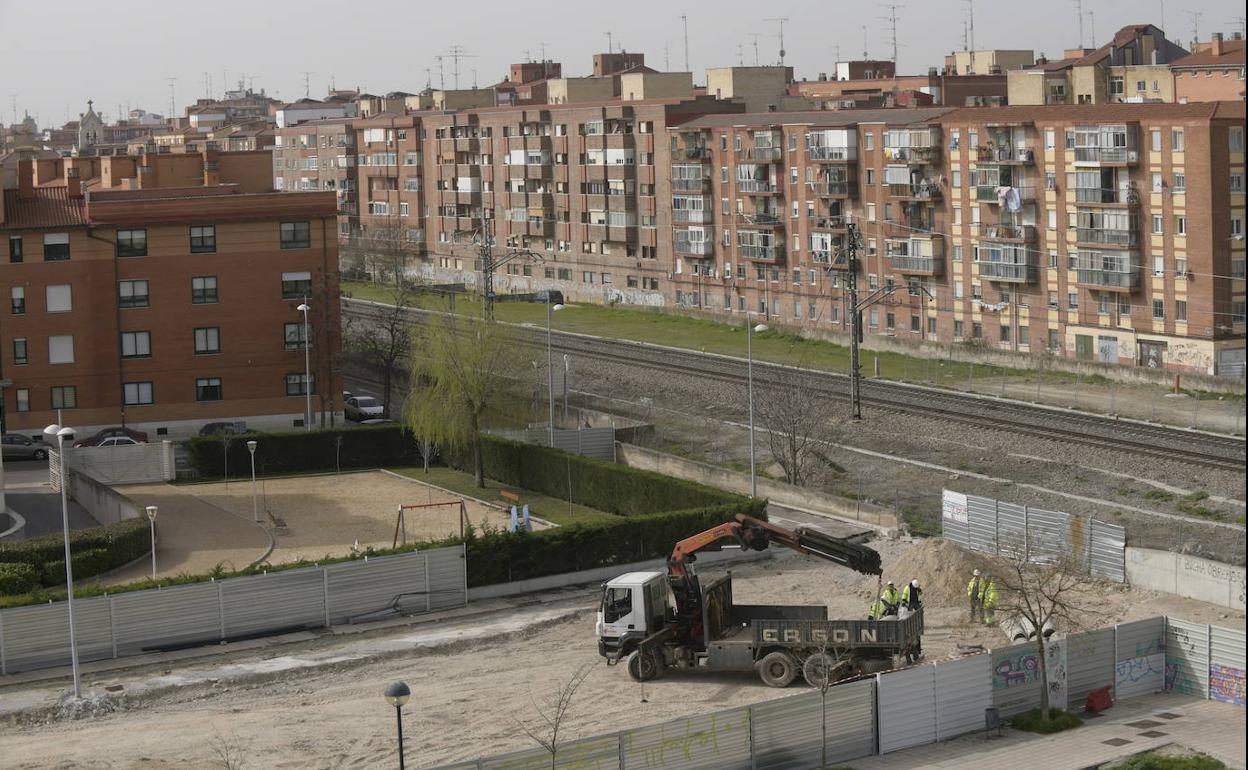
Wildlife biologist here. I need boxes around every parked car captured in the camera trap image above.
[533,289,564,305]
[95,436,142,448]
[1,434,49,461]
[199,421,247,437]
[359,417,396,426]
[345,395,385,421]
[73,426,149,448]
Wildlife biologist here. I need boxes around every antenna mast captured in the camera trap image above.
[681,14,690,72]
[879,4,904,64]
[765,17,789,65]
[166,76,177,117]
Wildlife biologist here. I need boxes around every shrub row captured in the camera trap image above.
[185,424,422,478]
[0,518,150,589]
[0,562,38,595]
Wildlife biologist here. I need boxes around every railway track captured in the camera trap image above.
[343,299,1247,472]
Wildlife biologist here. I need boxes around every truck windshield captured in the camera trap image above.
[602,587,632,623]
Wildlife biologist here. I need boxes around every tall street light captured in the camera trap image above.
[746,320,768,498]
[43,423,81,699]
[384,680,412,770]
[296,300,312,432]
[546,300,565,446]
[247,440,259,523]
[145,505,158,580]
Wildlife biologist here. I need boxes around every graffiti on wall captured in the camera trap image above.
[993,649,1040,689]
[1044,639,1067,710]
[1116,655,1164,690]
[1210,665,1246,707]
[621,710,750,768]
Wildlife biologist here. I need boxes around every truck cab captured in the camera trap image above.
[595,571,672,660]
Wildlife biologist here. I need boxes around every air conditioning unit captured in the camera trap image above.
[1127,151,1139,162]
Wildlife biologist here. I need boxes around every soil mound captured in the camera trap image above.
[868,538,1002,608]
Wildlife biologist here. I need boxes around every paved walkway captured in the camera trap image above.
[851,693,1245,770]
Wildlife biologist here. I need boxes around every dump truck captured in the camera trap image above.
[596,514,924,687]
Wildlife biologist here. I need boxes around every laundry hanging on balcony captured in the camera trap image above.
[973,298,1010,313]
[995,186,1022,212]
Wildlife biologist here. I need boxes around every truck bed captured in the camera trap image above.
[752,609,924,650]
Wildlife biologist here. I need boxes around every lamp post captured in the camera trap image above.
[546,300,565,446]
[296,300,312,432]
[145,505,158,580]
[247,440,258,523]
[746,320,768,498]
[384,680,412,770]
[43,423,81,699]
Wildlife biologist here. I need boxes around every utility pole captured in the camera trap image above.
[880,4,904,64]
[664,42,671,71]
[964,0,975,52]
[681,14,690,72]
[1087,11,1096,47]
[844,224,863,419]
[765,17,789,65]
[737,43,745,66]
[453,219,545,321]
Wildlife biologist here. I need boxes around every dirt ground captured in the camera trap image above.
[1,537,1240,770]
[187,471,514,562]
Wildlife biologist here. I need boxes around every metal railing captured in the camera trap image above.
[672,209,712,223]
[1075,266,1141,289]
[739,243,782,260]
[673,239,713,255]
[1075,227,1139,246]
[737,179,777,193]
[890,181,942,199]
[889,255,944,274]
[976,146,1035,163]
[979,262,1038,282]
[980,224,1036,241]
[810,215,847,229]
[1074,147,1139,164]
[807,146,856,161]
[671,177,710,192]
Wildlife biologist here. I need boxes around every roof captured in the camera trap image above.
[1,187,87,229]
[280,101,348,111]
[1171,39,1246,68]
[673,106,957,129]
[941,101,1243,124]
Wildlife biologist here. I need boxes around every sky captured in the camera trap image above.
[1,0,1244,128]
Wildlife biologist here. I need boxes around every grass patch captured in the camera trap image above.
[1114,750,1228,770]
[1009,708,1083,734]
[1181,491,1210,503]
[1142,489,1175,502]
[388,466,616,527]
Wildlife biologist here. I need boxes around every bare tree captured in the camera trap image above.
[755,370,843,487]
[513,663,593,770]
[207,727,247,770]
[993,536,1091,721]
[343,215,415,287]
[803,641,854,768]
[405,314,533,487]
[345,284,413,418]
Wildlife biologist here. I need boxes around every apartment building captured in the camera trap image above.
[1172,34,1247,103]
[0,151,341,436]
[273,118,359,234]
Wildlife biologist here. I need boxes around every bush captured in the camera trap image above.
[0,518,150,590]
[185,424,422,478]
[0,562,38,594]
[1117,750,1228,770]
[1009,708,1083,734]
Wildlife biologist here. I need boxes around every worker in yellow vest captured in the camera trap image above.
[881,580,901,615]
[981,572,999,625]
[967,569,985,622]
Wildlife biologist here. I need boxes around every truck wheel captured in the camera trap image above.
[758,651,798,688]
[626,650,662,682]
[802,652,839,687]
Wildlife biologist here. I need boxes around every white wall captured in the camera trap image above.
[1126,548,1246,611]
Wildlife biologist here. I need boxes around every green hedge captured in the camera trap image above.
[0,562,38,594]
[0,518,150,588]
[186,425,421,478]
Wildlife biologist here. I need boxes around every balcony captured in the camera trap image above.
[674,238,713,256]
[1075,227,1139,247]
[739,243,783,262]
[1074,187,1140,206]
[809,180,858,198]
[672,209,712,223]
[889,180,942,201]
[1073,254,1141,291]
[975,185,1036,204]
[888,254,944,276]
[737,212,783,227]
[884,145,941,164]
[810,215,847,231]
[807,146,856,162]
[979,261,1038,283]
[1073,147,1139,165]
[678,146,710,160]
[975,146,1035,164]
[980,224,1037,242]
[672,177,711,192]
[740,146,783,162]
[887,235,944,276]
[737,179,778,194]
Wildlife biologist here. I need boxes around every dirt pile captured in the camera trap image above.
[868,538,1003,608]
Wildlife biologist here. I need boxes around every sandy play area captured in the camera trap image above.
[190,470,516,562]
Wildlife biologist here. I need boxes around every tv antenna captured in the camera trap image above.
[681,15,690,72]
[445,46,475,90]
[664,42,671,70]
[1185,10,1202,42]
[964,0,975,51]
[1087,11,1096,46]
[750,33,763,65]
[166,76,177,117]
[435,55,446,89]
[301,71,314,98]
[1074,0,1084,48]
[765,17,789,64]
[604,31,614,55]
[862,25,869,58]
[879,4,904,64]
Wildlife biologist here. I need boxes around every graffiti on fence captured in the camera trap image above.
[622,710,750,768]
[490,737,618,770]
[1044,639,1067,710]
[1165,662,1204,695]
[1210,665,1246,707]
[1133,639,1162,657]
[1116,655,1164,689]
[993,650,1040,689]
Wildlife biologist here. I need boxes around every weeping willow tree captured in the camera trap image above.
[405,314,533,487]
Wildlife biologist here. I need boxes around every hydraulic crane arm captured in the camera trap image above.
[669,513,882,577]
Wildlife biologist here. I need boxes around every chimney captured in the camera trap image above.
[1211,33,1224,56]
[202,149,220,186]
[65,166,82,199]
[928,67,938,77]
[17,158,34,199]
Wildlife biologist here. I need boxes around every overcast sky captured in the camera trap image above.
[2,0,1243,127]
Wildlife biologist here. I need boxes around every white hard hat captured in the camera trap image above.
[911,579,920,588]
[973,569,981,576]
[886,580,895,586]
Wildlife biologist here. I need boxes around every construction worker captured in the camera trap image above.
[981,572,998,625]
[967,569,984,622]
[881,580,901,614]
[868,593,896,620]
[901,579,922,611]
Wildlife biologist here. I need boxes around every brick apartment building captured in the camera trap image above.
[0,150,340,437]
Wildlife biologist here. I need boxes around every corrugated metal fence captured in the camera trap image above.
[941,490,1126,582]
[0,547,465,675]
[424,615,1242,770]
[488,427,616,461]
[50,442,176,490]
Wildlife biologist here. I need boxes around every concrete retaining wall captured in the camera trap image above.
[1126,548,1246,611]
[615,443,897,529]
[66,472,142,525]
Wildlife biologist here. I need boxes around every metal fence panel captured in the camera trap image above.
[878,664,937,753]
[751,691,822,770]
[551,427,615,461]
[426,545,468,610]
[935,652,992,741]
[1066,628,1115,708]
[0,598,112,673]
[1209,625,1246,706]
[940,490,970,548]
[996,502,1027,558]
[112,582,222,656]
[967,495,997,554]
[1025,507,1070,561]
[220,568,326,638]
[820,678,876,764]
[1090,520,1126,582]
[480,735,620,770]
[991,641,1043,717]
[327,553,429,624]
[1115,618,1165,699]
[621,706,752,770]
[1165,619,1209,698]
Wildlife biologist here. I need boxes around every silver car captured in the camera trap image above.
[345,395,385,421]
[1,434,49,460]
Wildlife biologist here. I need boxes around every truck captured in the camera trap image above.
[596,514,924,687]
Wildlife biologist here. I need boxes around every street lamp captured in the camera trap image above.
[384,680,412,770]
[145,505,158,580]
[247,440,258,523]
[546,301,565,446]
[296,300,312,432]
[746,321,769,498]
[42,423,81,699]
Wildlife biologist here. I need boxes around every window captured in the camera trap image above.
[12,338,27,365]
[43,233,70,261]
[123,381,154,406]
[1232,173,1244,192]
[8,236,22,263]
[1175,215,1186,236]
[194,327,220,354]
[953,320,964,338]
[1176,300,1187,322]
[1152,299,1165,320]
[1231,127,1245,152]
[1068,291,1078,310]
[190,225,216,253]
[1047,210,1057,230]
[120,331,151,358]
[51,385,77,409]
[15,388,29,412]
[1150,129,1162,151]
[116,229,147,257]
[196,377,223,401]
[1171,129,1185,152]
[866,203,876,222]
[281,271,313,299]
[192,276,218,304]
[118,279,149,308]
[46,284,72,313]
[1152,215,1164,234]
[864,132,874,151]
[286,373,315,396]
[10,287,24,315]
[866,168,876,185]
[1152,172,1164,192]
[951,170,961,188]
[1233,301,1247,324]
[1231,217,1243,237]
[1153,255,1165,275]
[1172,172,1185,192]
[284,322,312,350]
[280,221,311,249]
[1108,76,1124,96]
[1044,129,1055,150]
